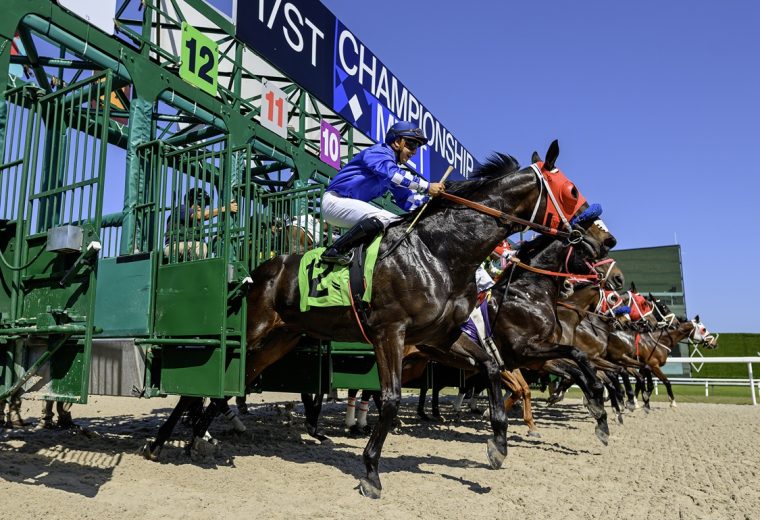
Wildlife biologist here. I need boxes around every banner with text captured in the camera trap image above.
[237,0,478,180]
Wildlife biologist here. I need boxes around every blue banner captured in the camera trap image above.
[237,1,479,180]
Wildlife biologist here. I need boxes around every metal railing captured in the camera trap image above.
[664,357,760,405]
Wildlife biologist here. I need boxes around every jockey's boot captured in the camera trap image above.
[320,217,384,265]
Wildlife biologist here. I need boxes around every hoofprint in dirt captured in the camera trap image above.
[1,394,758,520]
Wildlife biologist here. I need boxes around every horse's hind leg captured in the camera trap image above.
[621,371,636,411]
[142,395,198,460]
[187,397,240,456]
[639,367,654,412]
[600,372,624,424]
[650,366,676,407]
[548,360,609,445]
[504,369,540,437]
[301,393,329,442]
[416,380,430,420]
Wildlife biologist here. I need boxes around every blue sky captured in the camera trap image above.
[319,0,760,333]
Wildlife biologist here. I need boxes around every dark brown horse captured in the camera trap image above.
[242,141,617,498]
[546,283,659,414]
[411,256,624,436]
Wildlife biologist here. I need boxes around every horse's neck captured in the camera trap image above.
[409,172,535,277]
[667,322,693,344]
[501,239,567,301]
[565,284,602,311]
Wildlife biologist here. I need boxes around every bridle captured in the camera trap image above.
[380,162,586,260]
[436,162,588,242]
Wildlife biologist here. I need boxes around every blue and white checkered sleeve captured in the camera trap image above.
[390,185,429,212]
[388,168,429,193]
[367,153,429,193]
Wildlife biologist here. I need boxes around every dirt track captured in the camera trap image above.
[1,393,759,520]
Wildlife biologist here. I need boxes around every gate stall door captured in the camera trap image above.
[0,72,112,403]
[152,137,246,398]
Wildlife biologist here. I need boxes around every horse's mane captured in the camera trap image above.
[513,233,556,261]
[394,153,521,225]
[445,153,521,197]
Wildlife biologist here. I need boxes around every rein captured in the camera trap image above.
[505,254,598,280]
[438,191,581,242]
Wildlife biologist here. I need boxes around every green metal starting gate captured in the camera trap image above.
[0,0,404,405]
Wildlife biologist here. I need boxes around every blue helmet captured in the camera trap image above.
[385,121,428,147]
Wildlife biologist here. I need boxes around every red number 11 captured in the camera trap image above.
[265,90,284,128]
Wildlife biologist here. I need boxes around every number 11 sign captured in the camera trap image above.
[259,80,289,139]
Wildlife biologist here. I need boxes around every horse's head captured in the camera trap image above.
[622,284,658,330]
[586,258,624,290]
[530,141,617,260]
[648,293,679,329]
[688,315,719,349]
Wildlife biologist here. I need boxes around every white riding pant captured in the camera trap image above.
[322,190,492,297]
[321,191,398,229]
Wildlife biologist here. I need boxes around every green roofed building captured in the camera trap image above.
[609,245,690,376]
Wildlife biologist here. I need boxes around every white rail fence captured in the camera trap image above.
[659,357,760,405]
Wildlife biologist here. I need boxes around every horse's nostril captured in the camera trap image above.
[605,236,617,249]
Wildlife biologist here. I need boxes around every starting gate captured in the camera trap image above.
[0,0,471,406]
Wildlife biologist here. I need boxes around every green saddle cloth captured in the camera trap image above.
[298,234,382,312]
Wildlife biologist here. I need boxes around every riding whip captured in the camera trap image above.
[405,165,454,233]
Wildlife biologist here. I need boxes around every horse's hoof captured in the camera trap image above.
[349,424,370,437]
[486,438,507,469]
[626,401,636,412]
[527,430,542,438]
[191,435,220,457]
[670,400,678,408]
[617,413,624,425]
[417,411,430,421]
[141,442,161,461]
[358,478,382,499]
[230,416,247,433]
[594,425,609,446]
[305,423,330,443]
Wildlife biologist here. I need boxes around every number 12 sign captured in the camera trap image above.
[259,80,289,139]
[180,22,218,96]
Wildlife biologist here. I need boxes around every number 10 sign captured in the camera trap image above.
[319,120,341,169]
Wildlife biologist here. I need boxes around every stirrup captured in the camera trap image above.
[320,249,353,265]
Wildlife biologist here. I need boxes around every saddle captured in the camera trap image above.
[297,235,382,314]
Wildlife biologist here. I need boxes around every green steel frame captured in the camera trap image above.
[0,0,384,402]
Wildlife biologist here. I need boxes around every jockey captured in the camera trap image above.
[320,121,445,264]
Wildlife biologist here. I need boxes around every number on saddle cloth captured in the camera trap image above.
[297,235,383,312]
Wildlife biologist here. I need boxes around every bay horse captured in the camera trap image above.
[244,141,618,498]
[548,282,657,414]
[410,255,624,437]
[629,297,718,408]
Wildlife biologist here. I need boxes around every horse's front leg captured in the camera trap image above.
[142,395,198,460]
[650,365,676,407]
[360,327,404,499]
[620,370,636,411]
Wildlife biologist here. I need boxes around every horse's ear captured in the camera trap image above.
[630,281,637,292]
[694,314,700,322]
[531,151,541,163]
[648,292,655,301]
[544,140,559,170]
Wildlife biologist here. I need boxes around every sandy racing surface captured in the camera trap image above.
[1,393,759,520]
